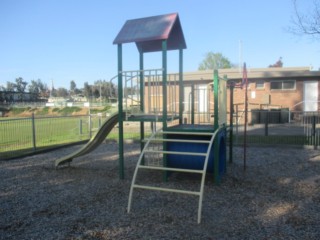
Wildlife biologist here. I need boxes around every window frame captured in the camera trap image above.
[256,80,265,89]
[270,80,296,91]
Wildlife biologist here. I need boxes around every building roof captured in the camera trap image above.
[181,67,320,82]
[113,13,186,53]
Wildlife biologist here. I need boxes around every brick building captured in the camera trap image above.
[182,66,320,112]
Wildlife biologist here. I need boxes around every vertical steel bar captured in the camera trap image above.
[89,114,92,138]
[191,84,195,124]
[139,51,145,154]
[118,44,124,179]
[213,70,219,130]
[162,40,167,130]
[265,111,269,136]
[243,64,248,171]
[162,40,168,181]
[229,83,234,163]
[31,113,36,151]
[179,49,183,124]
[79,119,82,135]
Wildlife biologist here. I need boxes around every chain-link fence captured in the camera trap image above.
[0,114,106,160]
[231,109,320,147]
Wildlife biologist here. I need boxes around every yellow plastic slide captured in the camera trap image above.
[55,112,122,167]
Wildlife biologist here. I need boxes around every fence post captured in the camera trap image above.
[264,111,269,136]
[31,113,36,151]
[312,115,316,149]
[79,119,82,135]
[89,115,92,138]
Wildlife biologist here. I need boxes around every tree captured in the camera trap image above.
[289,0,320,38]
[55,87,69,98]
[83,82,92,99]
[15,77,28,92]
[269,57,283,68]
[70,80,77,95]
[93,80,117,100]
[28,79,49,98]
[28,80,41,96]
[198,52,232,70]
[6,81,15,91]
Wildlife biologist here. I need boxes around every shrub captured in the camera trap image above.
[58,107,82,115]
[90,105,112,114]
[36,107,49,115]
[10,107,27,115]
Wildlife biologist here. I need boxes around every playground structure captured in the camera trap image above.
[113,13,228,223]
[55,13,229,223]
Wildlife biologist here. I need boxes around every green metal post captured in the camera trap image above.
[191,84,195,125]
[31,113,36,151]
[214,134,220,185]
[213,70,219,130]
[117,44,124,179]
[162,40,168,181]
[162,40,167,130]
[213,70,220,184]
[229,82,234,164]
[179,48,183,125]
[139,51,145,153]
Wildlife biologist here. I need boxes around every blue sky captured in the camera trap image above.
[0,0,319,90]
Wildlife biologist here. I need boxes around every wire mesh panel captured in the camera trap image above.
[118,69,179,119]
[0,117,34,159]
[231,109,320,146]
[0,114,107,160]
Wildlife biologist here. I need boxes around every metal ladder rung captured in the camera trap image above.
[133,184,201,196]
[144,150,207,156]
[138,165,204,174]
[128,126,224,224]
[142,138,210,144]
[160,131,214,136]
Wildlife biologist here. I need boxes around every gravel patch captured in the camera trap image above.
[1,142,320,239]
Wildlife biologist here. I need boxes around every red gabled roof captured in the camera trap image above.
[113,13,186,53]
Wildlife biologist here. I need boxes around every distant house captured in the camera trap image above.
[141,66,320,124]
[178,66,320,112]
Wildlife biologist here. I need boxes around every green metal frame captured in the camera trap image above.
[116,37,185,179]
[117,44,124,179]
[213,70,219,130]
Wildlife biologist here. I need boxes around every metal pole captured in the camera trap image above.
[191,84,195,125]
[243,63,248,171]
[312,115,316,149]
[162,40,168,181]
[264,111,269,136]
[162,40,167,130]
[79,119,82,135]
[229,83,234,163]
[31,113,36,151]
[139,51,145,154]
[89,114,92,138]
[179,48,184,125]
[118,44,124,179]
[213,70,219,130]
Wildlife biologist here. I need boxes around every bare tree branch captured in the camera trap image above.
[289,0,320,37]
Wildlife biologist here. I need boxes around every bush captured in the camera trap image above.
[10,107,27,115]
[90,105,112,114]
[57,107,82,115]
[36,107,49,115]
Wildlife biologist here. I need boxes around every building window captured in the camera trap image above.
[270,80,296,90]
[256,80,264,89]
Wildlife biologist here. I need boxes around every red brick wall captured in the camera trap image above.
[228,80,304,111]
